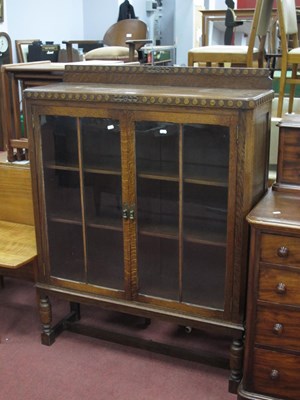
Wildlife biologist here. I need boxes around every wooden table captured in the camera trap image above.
[1,61,65,160]
[0,60,131,161]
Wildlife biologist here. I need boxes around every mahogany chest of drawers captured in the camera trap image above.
[239,189,300,400]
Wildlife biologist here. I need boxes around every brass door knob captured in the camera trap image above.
[276,282,287,295]
[277,246,289,258]
[272,323,284,336]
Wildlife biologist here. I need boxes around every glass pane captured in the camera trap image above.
[136,121,179,177]
[182,242,226,308]
[182,124,229,309]
[82,118,121,171]
[137,236,178,299]
[48,221,84,281]
[183,123,229,183]
[183,184,228,243]
[84,173,122,227]
[81,118,124,290]
[87,228,124,289]
[44,169,82,220]
[135,121,179,299]
[137,179,179,235]
[41,116,79,167]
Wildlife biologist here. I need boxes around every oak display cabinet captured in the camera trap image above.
[25,65,273,391]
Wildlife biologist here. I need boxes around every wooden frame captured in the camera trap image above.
[0,0,3,23]
[199,8,278,49]
[15,39,40,63]
[200,9,254,46]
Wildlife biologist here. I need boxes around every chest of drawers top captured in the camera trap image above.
[247,189,300,232]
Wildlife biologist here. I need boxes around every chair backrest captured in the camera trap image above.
[0,164,34,226]
[103,19,147,50]
[277,0,299,55]
[246,0,273,63]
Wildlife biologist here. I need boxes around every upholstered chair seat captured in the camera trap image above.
[85,46,138,61]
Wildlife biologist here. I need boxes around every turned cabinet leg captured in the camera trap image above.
[39,295,55,346]
[228,338,244,394]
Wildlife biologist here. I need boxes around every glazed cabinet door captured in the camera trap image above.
[35,108,238,319]
[38,112,126,295]
[132,114,235,318]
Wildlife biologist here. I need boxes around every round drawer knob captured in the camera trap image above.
[270,369,280,381]
[276,282,287,295]
[277,246,289,258]
[272,323,284,335]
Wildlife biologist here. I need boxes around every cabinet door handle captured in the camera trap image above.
[129,209,135,221]
[277,246,289,258]
[276,282,287,295]
[270,369,280,381]
[272,323,284,336]
[122,208,129,220]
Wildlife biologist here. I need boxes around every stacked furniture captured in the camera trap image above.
[239,114,300,400]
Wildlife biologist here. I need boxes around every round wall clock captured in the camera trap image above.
[0,32,12,65]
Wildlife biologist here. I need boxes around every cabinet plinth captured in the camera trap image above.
[25,65,273,393]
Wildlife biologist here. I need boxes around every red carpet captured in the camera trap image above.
[0,278,236,400]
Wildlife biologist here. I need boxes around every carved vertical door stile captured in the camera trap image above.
[120,111,138,301]
[223,116,240,321]
[32,111,48,281]
[178,124,183,302]
[76,117,88,283]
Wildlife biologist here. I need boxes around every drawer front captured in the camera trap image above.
[261,234,300,267]
[259,267,300,305]
[253,348,300,400]
[256,306,300,351]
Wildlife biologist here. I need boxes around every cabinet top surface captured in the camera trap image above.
[247,189,300,230]
[24,65,273,110]
[24,82,273,110]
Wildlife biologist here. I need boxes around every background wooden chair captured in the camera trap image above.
[61,40,104,62]
[276,0,300,117]
[84,19,150,62]
[188,0,273,68]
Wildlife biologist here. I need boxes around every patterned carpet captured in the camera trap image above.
[0,277,236,400]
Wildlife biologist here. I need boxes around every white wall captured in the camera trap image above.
[175,0,194,65]
[6,0,84,43]
[160,0,175,46]
[83,0,148,40]
[3,0,84,62]
[0,0,8,33]
[83,0,118,39]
